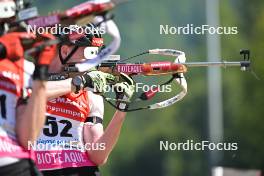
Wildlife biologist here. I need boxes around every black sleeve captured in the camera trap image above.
[0,43,7,59]
[85,116,103,124]
[16,88,32,107]
[16,97,29,107]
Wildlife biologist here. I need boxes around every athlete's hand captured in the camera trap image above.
[72,71,116,93]
[113,73,135,111]
[33,33,57,66]
[32,33,57,80]
[0,32,36,60]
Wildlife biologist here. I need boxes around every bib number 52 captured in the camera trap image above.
[43,116,73,137]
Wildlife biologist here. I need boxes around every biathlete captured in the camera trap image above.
[34,22,135,176]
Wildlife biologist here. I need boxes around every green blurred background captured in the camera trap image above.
[34,0,264,175]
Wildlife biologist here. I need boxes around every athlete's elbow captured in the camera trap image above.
[16,127,37,149]
[99,157,108,166]
[18,139,28,149]
[17,132,37,150]
[89,152,108,166]
[17,135,31,150]
[93,157,108,166]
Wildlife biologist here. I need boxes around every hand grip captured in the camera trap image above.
[141,62,187,75]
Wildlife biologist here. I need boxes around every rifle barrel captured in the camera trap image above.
[184,61,250,68]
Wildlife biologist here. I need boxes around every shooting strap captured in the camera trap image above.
[148,73,187,110]
[146,50,188,110]
[103,73,187,112]
[103,49,188,111]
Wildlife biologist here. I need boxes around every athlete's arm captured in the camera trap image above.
[46,79,73,100]
[83,110,126,166]
[16,81,47,149]
[11,32,57,149]
[46,70,115,100]
[84,73,134,165]
[83,90,129,166]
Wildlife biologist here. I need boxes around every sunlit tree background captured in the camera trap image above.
[35,0,264,175]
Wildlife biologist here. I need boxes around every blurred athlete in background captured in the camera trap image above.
[0,0,57,175]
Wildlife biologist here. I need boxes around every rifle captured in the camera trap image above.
[10,0,125,30]
[9,0,122,42]
[1,0,123,71]
[48,49,252,112]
